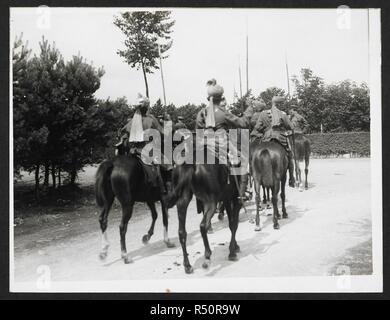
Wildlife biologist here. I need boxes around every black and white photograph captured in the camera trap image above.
[9,6,382,293]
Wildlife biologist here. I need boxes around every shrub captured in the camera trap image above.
[306,132,370,157]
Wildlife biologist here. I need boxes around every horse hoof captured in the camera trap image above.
[123,256,132,264]
[283,214,288,219]
[274,224,280,230]
[165,240,175,248]
[99,251,108,260]
[228,254,238,261]
[185,266,194,274]
[142,234,150,244]
[255,226,262,232]
[202,260,211,269]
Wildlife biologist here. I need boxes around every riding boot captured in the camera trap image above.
[238,173,249,201]
[287,150,295,187]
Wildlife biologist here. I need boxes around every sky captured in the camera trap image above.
[10,7,370,106]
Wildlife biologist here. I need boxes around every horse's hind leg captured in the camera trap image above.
[272,183,281,229]
[161,200,175,248]
[281,174,288,219]
[226,198,241,261]
[305,157,309,190]
[254,181,262,231]
[217,201,225,221]
[119,200,135,264]
[262,186,267,204]
[98,196,114,260]
[200,201,217,269]
[143,201,158,244]
[177,190,193,274]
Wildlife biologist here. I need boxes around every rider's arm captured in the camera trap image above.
[224,105,255,129]
[151,116,164,135]
[282,113,294,131]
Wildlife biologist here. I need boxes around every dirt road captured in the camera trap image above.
[12,158,372,291]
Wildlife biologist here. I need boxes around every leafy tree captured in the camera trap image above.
[13,36,106,197]
[13,36,62,197]
[92,97,133,159]
[176,103,205,130]
[149,98,177,121]
[230,90,254,116]
[114,11,175,97]
[59,55,105,184]
[291,68,369,133]
[291,68,326,133]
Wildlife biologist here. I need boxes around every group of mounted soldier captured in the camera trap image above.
[114,79,308,200]
[96,78,310,273]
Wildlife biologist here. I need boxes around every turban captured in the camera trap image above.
[207,84,224,98]
[137,93,150,107]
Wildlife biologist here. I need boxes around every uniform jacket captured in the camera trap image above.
[196,105,254,130]
[120,114,164,148]
[252,107,293,146]
[290,112,308,134]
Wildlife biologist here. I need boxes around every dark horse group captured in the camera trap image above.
[95,133,310,273]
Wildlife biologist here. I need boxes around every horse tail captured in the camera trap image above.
[165,165,194,209]
[95,160,114,208]
[255,149,273,187]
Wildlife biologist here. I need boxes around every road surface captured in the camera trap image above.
[12,158,373,291]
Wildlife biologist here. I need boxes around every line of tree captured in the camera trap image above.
[230,68,370,133]
[13,34,369,201]
[13,35,109,199]
[13,34,206,199]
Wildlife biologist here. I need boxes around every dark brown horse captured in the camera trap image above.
[166,157,242,274]
[95,155,174,264]
[291,133,311,191]
[251,140,289,231]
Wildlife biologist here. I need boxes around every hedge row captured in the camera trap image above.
[306,132,370,156]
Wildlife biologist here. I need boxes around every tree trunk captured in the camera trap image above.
[141,63,149,98]
[35,164,40,200]
[43,162,50,186]
[70,166,77,186]
[58,167,61,187]
[51,163,56,188]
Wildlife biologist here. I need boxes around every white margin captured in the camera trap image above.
[9,7,383,293]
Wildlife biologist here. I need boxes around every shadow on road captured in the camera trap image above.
[191,204,308,277]
[103,204,308,277]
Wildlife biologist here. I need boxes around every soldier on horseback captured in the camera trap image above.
[252,95,296,187]
[195,79,255,200]
[173,115,187,131]
[289,108,308,134]
[116,94,170,195]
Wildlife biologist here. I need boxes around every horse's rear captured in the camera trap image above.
[95,155,173,264]
[293,133,311,190]
[166,160,241,274]
[251,141,288,230]
[192,163,241,264]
